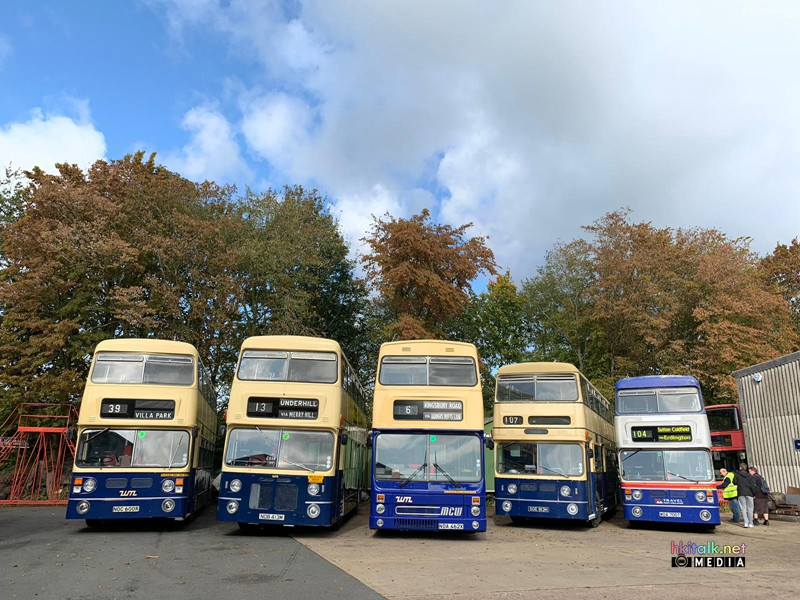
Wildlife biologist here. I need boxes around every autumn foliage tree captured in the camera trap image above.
[0,154,367,418]
[761,238,800,337]
[361,208,498,340]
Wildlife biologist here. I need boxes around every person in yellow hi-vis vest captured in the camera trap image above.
[717,468,740,523]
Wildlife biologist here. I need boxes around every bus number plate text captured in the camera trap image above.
[528,506,549,513]
[259,513,285,521]
[112,505,140,513]
[658,512,681,518]
[438,523,464,530]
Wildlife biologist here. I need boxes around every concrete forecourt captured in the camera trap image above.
[2,506,797,600]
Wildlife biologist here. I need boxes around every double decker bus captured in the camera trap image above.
[217,336,368,529]
[615,376,719,526]
[67,339,217,526]
[493,362,617,527]
[370,340,488,532]
[707,404,747,479]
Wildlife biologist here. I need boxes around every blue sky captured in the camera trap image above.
[2,1,800,282]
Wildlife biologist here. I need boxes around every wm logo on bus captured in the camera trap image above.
[119,490,138,497]
[396,496,413,503]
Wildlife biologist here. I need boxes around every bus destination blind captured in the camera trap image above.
[393,400,463,421]
[631,425,692,443]
[100,399,175,420]
[247,397,319,420]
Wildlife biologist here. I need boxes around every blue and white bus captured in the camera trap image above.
[615,376,719,527]
[217,336,369,530]
[493,362,617,527]
[370,340,488,533]
[67,339,217,526]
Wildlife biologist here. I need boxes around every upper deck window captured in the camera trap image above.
[616,388,702,414]
[237,350,338,384]
[707,407,739,431]
[496,375,578,402]
[91,353,195,386]
[378,355,478,387]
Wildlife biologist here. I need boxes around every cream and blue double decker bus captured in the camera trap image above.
[493,362,617,527]
[217,336,368,529]
[615,375,719,527]
[67,339,217,526]
[370,340,488,533]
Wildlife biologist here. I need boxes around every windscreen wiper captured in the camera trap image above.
[667,471,700,483]
[432,462,462,488]
[400,463,427,487]
[537,465,568,479]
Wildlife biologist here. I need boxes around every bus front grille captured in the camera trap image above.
[275,484,298,511]
[394,518,438,530]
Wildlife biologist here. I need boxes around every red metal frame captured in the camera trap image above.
[0,403,78,505]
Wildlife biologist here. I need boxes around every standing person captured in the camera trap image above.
[717,468,741,523]
[749,466,771,526]
[736,463,756,528]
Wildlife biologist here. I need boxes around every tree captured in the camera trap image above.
[455,272,530,410]
[761,238,800,338]
[361,208,498,340]
[521,239,601,376]
[0,153,240,414]
[232,186,370,379]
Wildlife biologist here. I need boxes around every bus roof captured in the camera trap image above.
[497,362,579,376]
[93,338,199,356]
[240,335,342,353]
[614,375,700,391]
[378,339,477,355]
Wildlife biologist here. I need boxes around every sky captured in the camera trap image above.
[1,1,799,282]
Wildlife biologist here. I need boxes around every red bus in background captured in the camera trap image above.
[707,404,747,480]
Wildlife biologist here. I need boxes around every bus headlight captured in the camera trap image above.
[307,503,321,519]
[632,506,643,518]
[472,521,480,530]
[376,503,386,515]
[376,519,384,527]
[507,483,518,495]
[226,500,239,514]
[82,478,97,493]
[471,506,481,516]
[695,491,706,502]
[560,485,571,497]
[307,483,320,496]
[566,503,579,516]
[230,479,242,493]
[76,501,91,515]
[632,490,643,500]
[501,501,512,512]
[699,510,712,522]
[162,479,175,493]
[162,499,176,513]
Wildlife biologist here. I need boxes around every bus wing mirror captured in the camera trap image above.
[485,437,494,450]
[587,449,594,459]
[340,431,349,446]
[192,426,199,439]
[218,425,227,437]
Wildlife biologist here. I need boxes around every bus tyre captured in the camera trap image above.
[589,494,603,528]
[237,522,258,533]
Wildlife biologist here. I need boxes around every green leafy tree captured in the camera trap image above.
[455,272,530,410]
[361,208,498,340]
[761,238,800,339]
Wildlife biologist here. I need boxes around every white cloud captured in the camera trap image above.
[162,106,251,183]
[154,1,800,278]
[241,93,313,172]
[0,104,106,174]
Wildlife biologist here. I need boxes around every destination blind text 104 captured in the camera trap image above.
[631,425,693,443]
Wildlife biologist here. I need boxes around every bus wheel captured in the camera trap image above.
[589,495,603,528]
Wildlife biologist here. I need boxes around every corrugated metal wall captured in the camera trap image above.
[733,352,800,495]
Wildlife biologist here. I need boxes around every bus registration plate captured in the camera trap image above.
[438,523,464,530]
[658,512,681,518]
[112,506,140,513]
[528,506,549,513]
[259,513,285,521]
